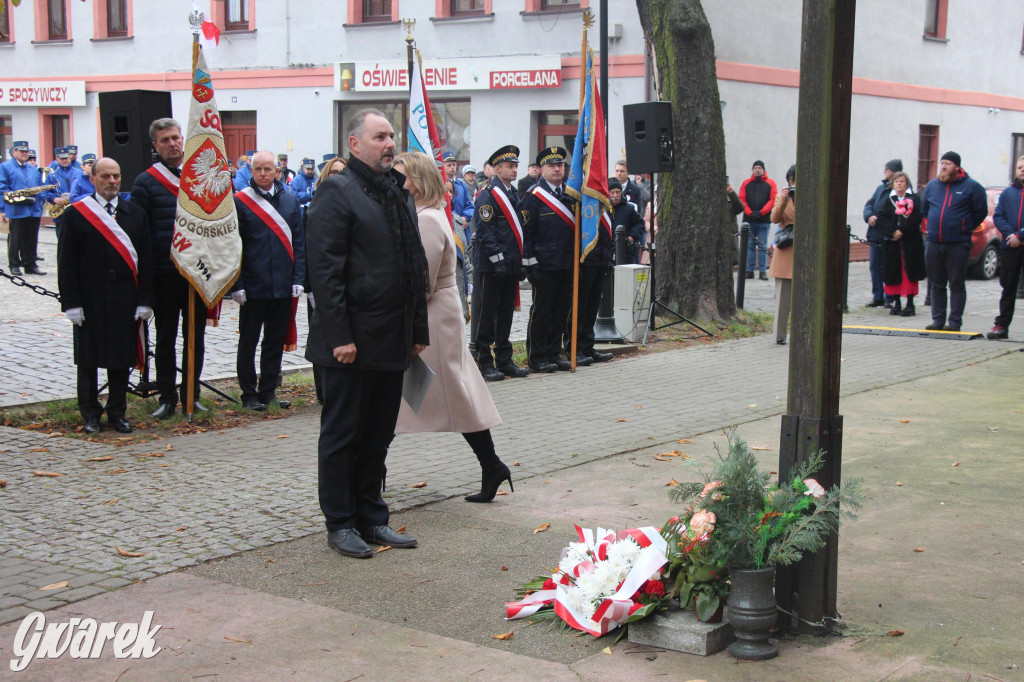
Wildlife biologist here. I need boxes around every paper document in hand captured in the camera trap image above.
[402,354,435,413]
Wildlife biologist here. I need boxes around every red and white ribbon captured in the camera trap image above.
[236,187,294,260]
[146,162,180,196]
[490,184,523,255]
[530,186,575,231]
[73,197,139,285]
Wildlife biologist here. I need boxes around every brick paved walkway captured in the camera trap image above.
[1,226,1019,625]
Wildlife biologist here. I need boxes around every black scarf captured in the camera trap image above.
[346,155,429,301]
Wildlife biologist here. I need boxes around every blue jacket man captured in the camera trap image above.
[1,140,59,274]
[289,159,317,207]
[231,153,306,410]
[232,151,255,192]
[920,151,988,332]
[988,157,1024,339]
[70,154,97,202]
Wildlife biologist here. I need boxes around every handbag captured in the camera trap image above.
[775,224,794,249]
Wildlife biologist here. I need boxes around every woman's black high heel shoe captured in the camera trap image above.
[465,463,514,503]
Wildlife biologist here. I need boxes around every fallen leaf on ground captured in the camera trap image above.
[29,448,50,453]
[102,469,128,475]
[497,491,509,496]
[375,545,392,554]
[657,450,681,458]
[747,404,757,408]
[900,419,910,424]
[615,418,628,423]
[276,434,289,439]
[665,479,679,486]
[988,426,998,431]
[887,629,904,637]
[635,404,643,409]
[223,636,252,644]
[86,455,114,462]
[411,481,427,488]
[675,439,693,444]
[135,452,164,458]
[116,546,146,558]
[0,480,6,488]
[33,471,64,477]
[751,446,771,451]
[912,547,925,553]
[952,462,960,467]
[157,464,171,467]
[491,631,514,641]
[513,461,520,466]
[176,527,186,532]
[165,444,174,451]
[40,580,68,591]
[653,455,671,461]
[534,523,551,534]
[105,498,118,505]
[45,432,63,438]
[396,525,407,534]
[501,566,508,571]
[895,482,903,486]
[602,646,612,654]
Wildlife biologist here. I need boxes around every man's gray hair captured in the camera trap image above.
[347,108,389,139]
[148,118,181,143]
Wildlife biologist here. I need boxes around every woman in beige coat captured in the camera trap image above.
[393,152,512,502]
[768,165,796,345]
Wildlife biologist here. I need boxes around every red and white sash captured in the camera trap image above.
[74,197,139,285]
[490,183,524,255]
[530,185,575,231]
[145,162,180,196]
[235,187,294,261]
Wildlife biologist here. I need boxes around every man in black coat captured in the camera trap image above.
[609,178,646,265]
[473,145,530,381]
[129,118,208,419]
[565,185,615,366]
[58,158,153,434]
[232,151,306,411]
[522,146,576,372]
[305,108,430,559]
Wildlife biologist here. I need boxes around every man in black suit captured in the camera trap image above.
[58,158,153,434]
[305,108,430,559]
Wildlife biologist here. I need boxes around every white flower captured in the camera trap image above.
[562,584,598,618]
[803,478,826,501]
[606,537,641,564]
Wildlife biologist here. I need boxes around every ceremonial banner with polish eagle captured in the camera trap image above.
[172,47,240,307]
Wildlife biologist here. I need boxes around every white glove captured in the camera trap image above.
[134,306,153,321]
[307,291,315,309]
[66,307,85,326]
[292,284,304,298]
[230,290,246,305]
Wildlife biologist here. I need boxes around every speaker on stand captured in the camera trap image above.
[99,90,174,185]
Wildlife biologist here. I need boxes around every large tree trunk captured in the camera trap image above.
[635,0,735,322]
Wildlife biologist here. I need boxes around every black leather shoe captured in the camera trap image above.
[530,362,557,373]
[466,462,514,503]
[499,364,529,378]
[883,301,893,309]
[943,325,960,332]
[588,351,613,363]
[574,354,594,366]
[327,529,373,558]
[889,304,902,315]
[745,272,754,279]
[359,525,418,548]
[759,272,768,281]
[480,365,504,382]
[10,266,22,276]
[987,326,1008,339]
[25,267,46,276]
[83,418,102,434]
[925,322,944,331]
[865,300,882,307]
[191,401,209,413]
[151,403,176,420]
[554,359,572,371]
[242,397,267,411]
[110,417,133,434]
[900,306,916,317]
[268,399,291,409]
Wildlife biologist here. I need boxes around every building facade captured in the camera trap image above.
[1,0,1022,233]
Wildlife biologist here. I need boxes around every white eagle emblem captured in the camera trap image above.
[185,147,232,199]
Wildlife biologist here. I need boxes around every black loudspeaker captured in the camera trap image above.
[622,101,675,173]
[99,90,173,186]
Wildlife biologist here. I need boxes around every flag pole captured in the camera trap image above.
[184,24,200,422]
[571,13,592,373]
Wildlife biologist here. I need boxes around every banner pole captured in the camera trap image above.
[571,203,580,372]
[184,33,200,423]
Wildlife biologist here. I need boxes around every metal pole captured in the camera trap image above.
[593,0,619,345]
[614,225,628,265]
[736,223,749,309]
[843,224,851,313]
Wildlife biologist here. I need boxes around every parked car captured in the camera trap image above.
[919,186,1003,280]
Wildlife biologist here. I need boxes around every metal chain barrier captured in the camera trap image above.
[0,268,62,301]
[848,232,871,245]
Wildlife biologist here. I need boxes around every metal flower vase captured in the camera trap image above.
[726,566,779,660]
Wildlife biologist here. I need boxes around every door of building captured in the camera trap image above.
[222,111,257,167]
[537,111,578,157]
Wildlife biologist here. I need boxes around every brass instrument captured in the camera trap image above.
[44,194,73,218]
[3,184,59,205]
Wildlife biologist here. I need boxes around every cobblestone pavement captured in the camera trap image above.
[2,227,1019,625]
[1,265,1020,624]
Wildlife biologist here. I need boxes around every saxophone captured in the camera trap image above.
[3,183,59,205]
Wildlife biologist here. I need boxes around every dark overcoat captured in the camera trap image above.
[876,191,926,285]
[58,196,154,368]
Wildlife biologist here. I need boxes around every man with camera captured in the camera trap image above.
[609,177,645,265]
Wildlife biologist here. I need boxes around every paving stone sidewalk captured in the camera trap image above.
[1,274,1019,625]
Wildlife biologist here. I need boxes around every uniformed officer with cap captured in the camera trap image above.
[473,144,529,381]
[71,153,98,201]
[521,146,580,372]
[49,146,76,245]
[233,150,257,191]
[0,140,59,275]
[289,157,317,206]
